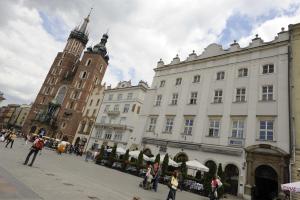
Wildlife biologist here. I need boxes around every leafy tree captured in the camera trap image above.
[162,154,169,176]
[136,151,144,170]
[217,163,225,197]
[95,144,105,164]
[195,170,202,180]
[122,149,130,170]
[180,160,188,179]
[108,144,117,167]
[154,153,161,164]
[203,161,217,196]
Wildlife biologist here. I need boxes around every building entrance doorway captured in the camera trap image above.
[225,164,239,196]
[255,165,278,200]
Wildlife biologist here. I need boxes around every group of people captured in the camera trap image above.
[142,161,162,192]
[0,129,17,148]
[1,129,45,167]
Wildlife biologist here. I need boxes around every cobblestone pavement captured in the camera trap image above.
[0,139,209,200]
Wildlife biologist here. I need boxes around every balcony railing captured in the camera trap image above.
[228,137,245,147]
[106,110,120,116]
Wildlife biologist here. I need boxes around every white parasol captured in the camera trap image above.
[107,147,126,155]
[186,160,209,172]
[129,150,150,161]
[150,155,180,167]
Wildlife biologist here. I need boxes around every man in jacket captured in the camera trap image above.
[23,136,44,167]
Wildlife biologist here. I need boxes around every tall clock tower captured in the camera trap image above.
[22,12,109,142]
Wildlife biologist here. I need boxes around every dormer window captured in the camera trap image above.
[85,59,92,66]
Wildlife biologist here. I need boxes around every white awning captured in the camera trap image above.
[186,160,209,172]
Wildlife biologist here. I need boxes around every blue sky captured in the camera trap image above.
[0,0,300,105]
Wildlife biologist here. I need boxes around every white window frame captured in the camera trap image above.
[147,116,157,132]
[261,85,274,101]
[95,129,103,139]
[213,89,223,103]
[262,64,274,74]
[183,117,194,135]
[235,88,246,102]
[155,95,162,106]
[231,119,244,138]
[123,104,130,113]
[171,93,178,105]
[208,119,220,137]
[193,75,201,83]
[175,78,182,85]
[259,120,274,141]
[238,68,248,77]
[164,116,175,133]
[190,92,197,105]
[216,71,225,80]
[113,104,119,111]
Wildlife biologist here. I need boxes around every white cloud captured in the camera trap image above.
[0,0,300,105]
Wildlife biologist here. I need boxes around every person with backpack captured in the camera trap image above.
[23,136,44,167]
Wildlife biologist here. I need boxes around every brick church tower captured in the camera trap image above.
[22,12,109,142]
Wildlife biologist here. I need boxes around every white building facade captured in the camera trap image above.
[137,30,290,199]
[87,81,149,150]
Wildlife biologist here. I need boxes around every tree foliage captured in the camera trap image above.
[136,151,144,170]
[162,154,169,176]
[154,153,160,164]
[217,163,225,197]
[108,144,117,167]
[180,160,188,179]
[122,149,130,170]
[96,144,105,164]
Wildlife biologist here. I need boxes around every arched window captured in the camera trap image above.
[174,152,189,162]
[205,160,217,174]
[80,71,87,79]
[54,86,67,105]
[85,59,92,66]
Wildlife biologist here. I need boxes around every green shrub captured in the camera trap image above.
[95,144,105,163]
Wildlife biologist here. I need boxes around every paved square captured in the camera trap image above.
[0,139,207,200]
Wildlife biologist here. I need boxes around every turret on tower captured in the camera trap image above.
[87,33,109,63]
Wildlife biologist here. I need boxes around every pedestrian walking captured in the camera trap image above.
[3,131,11,143]
[152,162,161,192]
[23,136,44,167]
[5,132,16,148]
[209,175,222,200]
[166,171,179,200]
